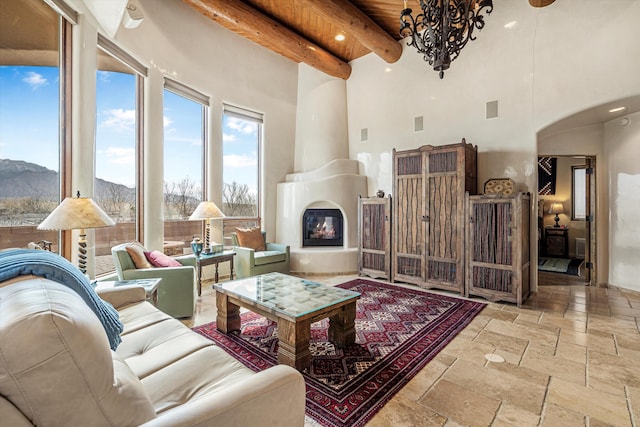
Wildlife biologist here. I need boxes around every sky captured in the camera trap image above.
[0,65,258,195]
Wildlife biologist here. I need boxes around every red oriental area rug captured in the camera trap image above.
[193,279,485,427]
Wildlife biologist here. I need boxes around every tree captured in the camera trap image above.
[95,183,132,220]
[163,176,201,219]
[223,181,256,217]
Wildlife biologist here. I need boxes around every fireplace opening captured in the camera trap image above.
[302,209,343,247]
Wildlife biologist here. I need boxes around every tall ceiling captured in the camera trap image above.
[182,0,555,80]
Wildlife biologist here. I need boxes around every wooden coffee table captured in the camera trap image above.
[214,272,360,371]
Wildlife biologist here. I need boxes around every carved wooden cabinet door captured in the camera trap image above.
[392,148,426,285]
[358,196,391,280]
[465,193,531,306]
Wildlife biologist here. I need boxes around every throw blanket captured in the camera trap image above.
[0,249,123,350]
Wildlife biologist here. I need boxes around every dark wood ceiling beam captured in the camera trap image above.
[529,0,556,7]
[183,0,352,79]
[301,0,401,64]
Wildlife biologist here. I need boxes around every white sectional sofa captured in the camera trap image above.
[0,274,306,426]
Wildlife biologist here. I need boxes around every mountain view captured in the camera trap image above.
[0,158,134,200]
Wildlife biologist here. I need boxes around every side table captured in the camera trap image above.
[544,227,569,258]
[94,278,162,306]
[196,250,236,296]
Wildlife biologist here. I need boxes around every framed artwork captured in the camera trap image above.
[538,156,557,195]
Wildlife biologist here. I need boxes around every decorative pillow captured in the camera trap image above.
[144,250,182,267]
[235,227,266,251]
[125,242,153,269]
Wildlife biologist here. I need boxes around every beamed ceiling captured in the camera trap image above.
[0,0,556,78]
[183,0,556,79]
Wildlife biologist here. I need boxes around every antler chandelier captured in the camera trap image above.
[400,0,493,79]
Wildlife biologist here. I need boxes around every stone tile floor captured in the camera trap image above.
[182,273,640,427]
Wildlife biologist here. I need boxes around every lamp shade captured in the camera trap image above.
[548,202,564,215]
[38,196,115,231]
[189,201,225,220]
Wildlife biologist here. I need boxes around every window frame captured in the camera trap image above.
[96,34,148,245]
[221,104,263,221]
[571,165,587,221]
[162,78,210,211]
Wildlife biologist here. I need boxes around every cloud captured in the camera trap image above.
[100,108,135,131]
[164,115,173,128]
[225,117,257,135]
[23,72,47,89]
[165,136,201,146]
[224,153,256,168]
[223,133,236,143]
[99,146,135,166]
[97,71,111,83]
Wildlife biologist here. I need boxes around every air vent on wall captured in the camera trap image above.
[486,100,498,119]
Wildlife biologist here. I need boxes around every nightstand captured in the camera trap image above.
[544,227,569,258]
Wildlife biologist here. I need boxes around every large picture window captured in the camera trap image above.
[0,1,72,252]
[163,79,209,253]
[93,35,146,275]
[222,105,262,218]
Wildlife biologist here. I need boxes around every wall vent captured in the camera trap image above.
[486,100,498,119]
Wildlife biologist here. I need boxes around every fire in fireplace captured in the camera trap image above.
[302,208,344,247]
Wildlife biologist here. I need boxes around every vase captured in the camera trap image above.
[191,238,203,258]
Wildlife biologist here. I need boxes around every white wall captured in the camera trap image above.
[343,0,640,290]
[604,111,640,292]
[72,0,298,250]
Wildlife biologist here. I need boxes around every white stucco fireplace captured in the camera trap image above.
[275,64,369,274]
[276,159,367,274]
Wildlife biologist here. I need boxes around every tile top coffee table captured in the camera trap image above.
[213,272,360,371]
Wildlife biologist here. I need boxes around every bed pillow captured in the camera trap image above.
[144,250,182,268]
[235,227,266,252]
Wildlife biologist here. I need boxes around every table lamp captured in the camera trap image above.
[548,202,564,228]
[38,191,115,274]
[189,201,225,253]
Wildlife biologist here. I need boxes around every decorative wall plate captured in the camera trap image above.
[484,178,515,196]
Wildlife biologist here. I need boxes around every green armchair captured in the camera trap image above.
[231,232,290,278]
[111,243,196,318]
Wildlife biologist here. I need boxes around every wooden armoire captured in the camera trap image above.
[392,139,478,294]
[358,195,391,280]
[465,193,531,306]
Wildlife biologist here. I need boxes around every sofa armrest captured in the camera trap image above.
[96,286,147,309]
[174,255,196,268]
[266,242,289,254]
[233,246,256,264]
[139,365,305,427]
[121,266,194,282]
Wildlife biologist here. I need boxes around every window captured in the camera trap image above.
[93,35,147,275]
[222,105,262,218]
[163,79,209,252]
[572,166,586,220]
[0,1,72,252]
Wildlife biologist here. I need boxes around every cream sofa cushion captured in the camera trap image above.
[0,278,155,427]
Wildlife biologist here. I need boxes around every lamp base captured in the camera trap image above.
[554,214,560,228]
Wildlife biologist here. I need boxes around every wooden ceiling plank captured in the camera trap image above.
[301,0,401,63]
[183,0,352,79]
